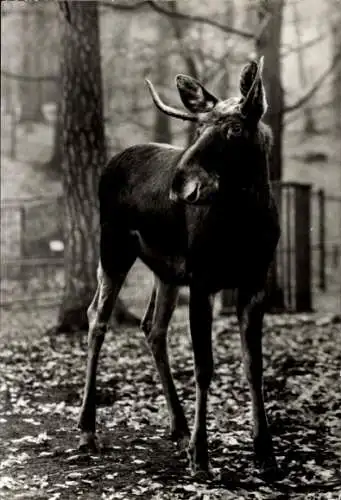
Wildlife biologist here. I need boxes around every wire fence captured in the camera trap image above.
[1,183,341,313]
[1,196,64,307]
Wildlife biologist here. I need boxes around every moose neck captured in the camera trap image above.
[214,145,271,210]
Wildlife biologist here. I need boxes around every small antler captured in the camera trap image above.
[240,56,264,118]
[145,79,198,122]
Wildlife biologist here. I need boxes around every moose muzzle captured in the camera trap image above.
[169,165,219,204]
[169,126,220,204]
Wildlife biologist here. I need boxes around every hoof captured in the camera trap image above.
[253,434,281,481]
[177,434,190,454]
[191,466,215,482]
[189,459,215,482]
[140,319,152,335]
[169,427,190,453]
[256,454,282,482]
[78,432,100,453]
[187,444,211,481]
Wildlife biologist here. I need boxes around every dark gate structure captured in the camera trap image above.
[1,183,341,313]
[221,182,341,314]
[1,196,65,307]
[276,182,312,312]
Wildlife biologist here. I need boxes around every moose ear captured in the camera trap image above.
[176,74,218,113]
[239,57,268,121]
[239,60,259,97]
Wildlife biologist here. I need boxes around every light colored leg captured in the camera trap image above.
[144,279,189,445]
[78,264,129,450]
[141,278,157,334]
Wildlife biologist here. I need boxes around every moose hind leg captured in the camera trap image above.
[237,288,279,478]
[78,265,123,450]
[78,230,137,451]
[143,279,189,448]
[141,277,157,334]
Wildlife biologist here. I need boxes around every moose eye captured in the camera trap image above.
[226,123,242,138]
[195,124,205,138]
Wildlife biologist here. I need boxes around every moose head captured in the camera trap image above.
[146,57,268,204]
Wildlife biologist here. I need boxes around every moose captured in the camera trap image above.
[78,56,280,479]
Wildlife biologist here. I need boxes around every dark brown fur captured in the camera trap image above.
[78,59,280,479]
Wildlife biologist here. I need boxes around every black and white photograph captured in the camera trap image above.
[1,0,341,498]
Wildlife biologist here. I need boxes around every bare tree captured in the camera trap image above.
[19,4,45,124]
[153,11,172,143]
[167,0,199,145]
[55,1,138,333]
[218,0,235,99]
[330,0,341,132]
[292,0,317,135]
[253,0,285,310]
[255,0,284,182]
[45,93,63,175]
[101,0,253,39]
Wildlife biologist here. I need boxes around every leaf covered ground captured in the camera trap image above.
[0,307,341,500]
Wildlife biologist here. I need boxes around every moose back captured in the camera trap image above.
[78,57,280,480]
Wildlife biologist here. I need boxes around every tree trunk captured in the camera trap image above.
[219,0,236,315]
[55,1,138,333]
[256,0,285,311]
[218,0,234,99]
[45,93,63,176]
[330,0,341,132]
[152,6,190,307]
[256,0,284,183]
[292,1,316,135]
[153,12,172,144]
[19,5,45,124]
[154,102,171,144]
[167,0,198,146]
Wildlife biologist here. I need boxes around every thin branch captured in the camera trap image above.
[100,0,150,11]
[100,0,254,39]
[285,99,335,126]
[149,0,256,39]
[167,1,199,79]
[254,10,272,44]
[58,1,71,24]
[1,69,59,83]
[200,48,253,87]
[281,32,326,58]
[201,47,233,87]
[284,51,341,113]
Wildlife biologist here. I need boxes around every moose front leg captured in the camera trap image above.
[187,288,214,477]
[237,288,278,478]
[142,279,189,447]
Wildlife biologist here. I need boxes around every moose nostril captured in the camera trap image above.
[185,183,200,203]
[169,190,178,201]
